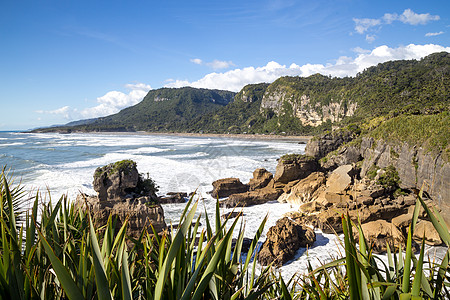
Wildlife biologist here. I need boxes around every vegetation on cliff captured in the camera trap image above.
[33,52,449,136]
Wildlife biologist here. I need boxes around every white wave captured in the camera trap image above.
[0,142,25,146]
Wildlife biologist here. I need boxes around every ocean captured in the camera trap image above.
[0,131,444,280]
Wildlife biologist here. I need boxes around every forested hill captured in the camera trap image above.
[34,52,449,134]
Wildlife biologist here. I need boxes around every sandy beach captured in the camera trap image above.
[66,130,313,142]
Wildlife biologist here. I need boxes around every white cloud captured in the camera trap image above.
[352,47,370,54]
[190,58,203,65]
[36,83,151,121]
[398,9,439,25]
[190,58,235,70]
[353,18,381,34]
[165,44,450,92]
[365,34,376,42]
[425,31,444,37]
[354,9,440,38]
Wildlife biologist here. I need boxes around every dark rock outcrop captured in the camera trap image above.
[211,178,249,198]
[159,192,187,204]
[258,217,315,266]
[305,129,356,159]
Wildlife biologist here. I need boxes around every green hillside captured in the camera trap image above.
[34,52,449,135]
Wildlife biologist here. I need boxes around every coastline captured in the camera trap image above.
[48,130,313,142]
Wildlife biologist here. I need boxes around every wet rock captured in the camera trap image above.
[211,178,249,198]
[221,211,243,220]
[231,238,253,253]
[258,217,315,266]
[249,168,273,190]
[158,192,187,204]
[274,154,318,184]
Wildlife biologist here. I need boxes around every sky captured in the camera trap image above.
[0,0,449,130]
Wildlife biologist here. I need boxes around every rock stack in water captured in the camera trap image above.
[76,160,166,237]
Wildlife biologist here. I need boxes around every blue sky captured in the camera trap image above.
[0,0,449,130]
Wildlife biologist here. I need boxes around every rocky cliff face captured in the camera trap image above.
[260,86,357,127]
[308,132,449,225]
[358,137,449,223]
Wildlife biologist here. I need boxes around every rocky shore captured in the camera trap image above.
[210,128,449,266]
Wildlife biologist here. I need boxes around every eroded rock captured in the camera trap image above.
[249,168,273,190]
[211,178,249,198]
[258,217,315,266]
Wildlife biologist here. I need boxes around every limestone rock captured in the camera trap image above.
[158,192,187,204]
[77,194,166,238]
[221,187,281,208]
[359,220,404,253]
[93,160,141,201]
[278,172,326,205]
[258,217,315,266]
[392,213,413,231]
[274,155,318,184]
[413,220,442,246]
[305,129,356,159]
[211,178,249,198]
[249,168,273,190]
[326,165,355,194]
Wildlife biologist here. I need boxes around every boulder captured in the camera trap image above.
[392,213,413,231]
[221,211,243,220]
[278,172,326,205]
[274,155,318,184]
[326,165,355,194]
[158,192,187,204]
[211,178,249,198]
[221,187,281,208]
[413,220,442,246]
[258,217,315,266]
[359,220,405,253]
[249,168,273,190]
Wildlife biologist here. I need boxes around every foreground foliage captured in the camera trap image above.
[0,170,449,299]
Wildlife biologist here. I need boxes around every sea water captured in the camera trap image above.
[0,131,444,281]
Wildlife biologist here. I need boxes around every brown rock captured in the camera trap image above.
[413,220,442,246]
[359,220,404,253]
[249,168,273,190]
[326,165,354,194]
[258,217,315,266]
[274,155,318,184]
[211,178,249,198]
[222,187,281,208]
[93,160,140,201]
[77,194,166,238]
[158,192,187,204]
[278,172,326,205]
[392,213,412,230]
[299,201,323,214]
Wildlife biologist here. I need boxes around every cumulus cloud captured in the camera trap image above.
[36,83,151,121]
[365,34,376,42]
[165,44,450,92]
[425,31,444,37]
[190,58,235,70]
[354,9,440,39]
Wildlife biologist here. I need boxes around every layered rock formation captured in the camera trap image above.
[77,160,166,238]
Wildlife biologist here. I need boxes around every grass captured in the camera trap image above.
[0,168,449,299]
